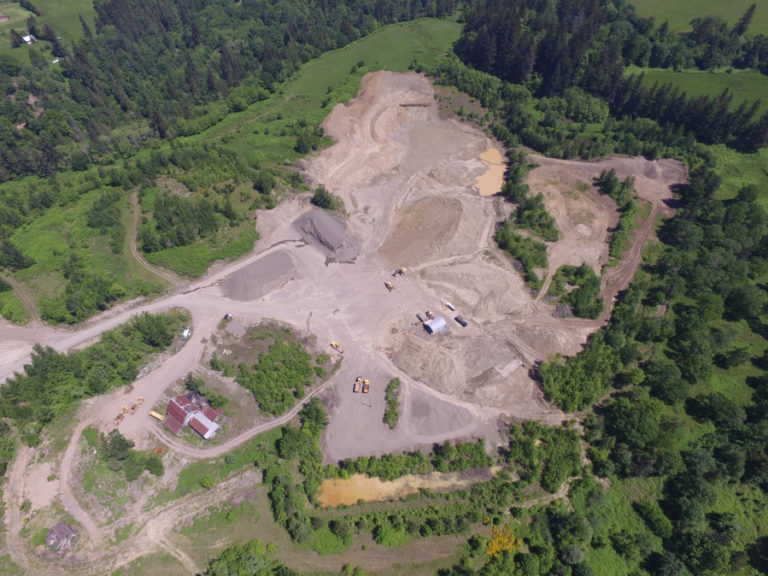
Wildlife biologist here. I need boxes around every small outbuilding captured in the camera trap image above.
[424,316,447,334]
[22,34,36,45]
[45,522,76,552]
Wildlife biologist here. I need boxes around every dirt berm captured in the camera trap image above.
[293,209,361,263]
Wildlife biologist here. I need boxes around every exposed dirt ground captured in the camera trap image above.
[0,71,686,575]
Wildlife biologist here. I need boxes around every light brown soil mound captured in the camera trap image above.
[379,197,462,266]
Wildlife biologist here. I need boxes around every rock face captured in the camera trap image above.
[293,209,361,263]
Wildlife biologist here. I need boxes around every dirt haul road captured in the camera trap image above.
[0,72,685,574]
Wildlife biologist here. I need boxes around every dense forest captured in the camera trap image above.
[455,0,768,150]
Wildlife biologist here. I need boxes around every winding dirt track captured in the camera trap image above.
[0,271,41,323]
[129,192,184,290]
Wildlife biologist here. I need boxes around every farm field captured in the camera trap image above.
[0,0,95,63]
[629,0,768,34]
[636,68,768,113]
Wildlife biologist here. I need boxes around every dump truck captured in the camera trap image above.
[362,381,370,394]
[385,281,394,292]
[455,315,468,327]
[149,410,166,422]
[330,341,344,354]
[353,377,362,393]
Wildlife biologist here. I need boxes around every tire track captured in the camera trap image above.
[129,192,184,290]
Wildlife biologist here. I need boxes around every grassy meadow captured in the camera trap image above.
[630,0,768,34]
[0,0,95,64]
[635,68,768,113]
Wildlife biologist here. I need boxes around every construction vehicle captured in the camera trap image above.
[393,267,408,277]
[455,315,468,327]
[149,410,166,422]
[353,377,362,393]
[416,313,426,323]
[114,405,129,426]
[425,310,433,319]
[445,301,456,311]
[330,341,344,354]
[385,281,394,292]
[129,396,144,415]
[362,380,370,394]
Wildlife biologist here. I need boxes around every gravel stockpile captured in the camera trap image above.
[293,209,361,262]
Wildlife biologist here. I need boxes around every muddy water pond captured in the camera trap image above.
[316,468,500,507]
[475,147,505,196]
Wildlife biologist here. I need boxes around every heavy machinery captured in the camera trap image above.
[149,410,166,422]
[362,380,370,394]
[455,315,468,327]
[425,310,434,319]
[393,267,408,277]
[385,281,394,292]
[330,341,344,354]
[114,405,129,426]
[129,396,144,415]
[353,377,362,393]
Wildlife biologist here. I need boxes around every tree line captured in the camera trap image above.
[453,0,768,152]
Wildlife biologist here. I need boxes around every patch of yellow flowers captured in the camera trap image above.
[486,523,523,558]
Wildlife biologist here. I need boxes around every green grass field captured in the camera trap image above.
[0,0,95,63]
[630,0,768,34]
[634,68,768,113]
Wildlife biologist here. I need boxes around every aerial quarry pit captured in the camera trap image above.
[0,71,686,574]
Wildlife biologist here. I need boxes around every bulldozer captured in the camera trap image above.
[385,281,394,292]
[330,341,344,354]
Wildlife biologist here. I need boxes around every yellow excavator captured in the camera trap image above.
[330,341,344,354]
[385,281,394,292]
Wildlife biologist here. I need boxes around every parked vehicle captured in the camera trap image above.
[455,315,468,327]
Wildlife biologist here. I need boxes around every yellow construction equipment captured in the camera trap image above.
[149,410,165,422]
[353,378,362,393]
[393,267,408,277]
[362,381,370,394]
[385,281,393,292]
[330,341,344,354]
[129,396,145,415]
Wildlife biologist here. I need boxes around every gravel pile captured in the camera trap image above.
[294,209,361,262]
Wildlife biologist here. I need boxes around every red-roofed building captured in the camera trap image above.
[164,394,223,439]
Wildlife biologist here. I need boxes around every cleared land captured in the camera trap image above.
[0,72,685,575]
[637,68,768,113]
[630,0,768,34]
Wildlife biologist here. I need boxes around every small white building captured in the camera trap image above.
[22,35,36,45]
[424,316,447,334]
[181,328,191,339]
